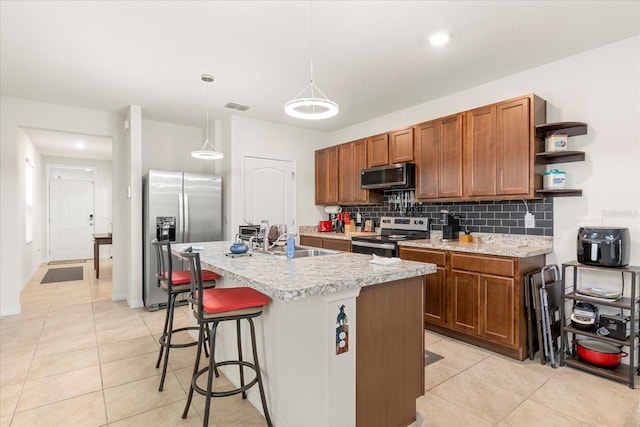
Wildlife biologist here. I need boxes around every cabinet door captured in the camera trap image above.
[464,105,496,197]
[450,270,480,335]
[367,133,389,167]
[496,97,531,195]
[315,149,327,204]
[425,267,447,325]
[351,139,369,203]
[414,121,438,199]
[300,235,323,248]
[314,147,339,204]
[322,238,351,252]
[480,274,515,345]
[439,114,463,198]
[389,128,414,163]
[338,142,355,202]
[398,247,447,325]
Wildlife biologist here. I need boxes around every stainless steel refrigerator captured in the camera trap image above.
[143,170,222,310]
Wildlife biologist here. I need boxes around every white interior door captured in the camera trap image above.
[243,156,295,231]
[49,179,95,261]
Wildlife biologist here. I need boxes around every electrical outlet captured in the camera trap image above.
[524,212,535,228]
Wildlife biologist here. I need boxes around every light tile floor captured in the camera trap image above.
[1,261,639,426]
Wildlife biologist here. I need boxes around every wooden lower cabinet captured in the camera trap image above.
[398,247,446,325]
[321,237,351,252]
[299,235,351,252]
[299,235,322,248]
[400,246,544,360]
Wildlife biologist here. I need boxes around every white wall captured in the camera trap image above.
[227,115,326,241]
[141,119,216,175]
[0,97,126,316]
[329,35,640,268]
[17,128,45,286]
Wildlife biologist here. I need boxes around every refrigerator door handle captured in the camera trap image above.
[184,193,190,242]
[178,192,184,242]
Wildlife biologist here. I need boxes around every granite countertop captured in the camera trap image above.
[298,226,378,240]
[171,241,435,301]
[398,231,553,258]
[300,226,552,258]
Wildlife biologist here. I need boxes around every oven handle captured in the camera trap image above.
[351,240,396,250]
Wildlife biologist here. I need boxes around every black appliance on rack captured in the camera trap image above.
[577,227,630,267]
[351,216,430,257]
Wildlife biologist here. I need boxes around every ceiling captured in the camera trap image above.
[2,1,639,159]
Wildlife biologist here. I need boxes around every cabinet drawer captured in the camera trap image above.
[399,247,445,267]
[300,235,323,248]
[322,238,351,252]
[451,253,515,277]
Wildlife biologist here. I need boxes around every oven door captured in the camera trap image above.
[351,240,397,258]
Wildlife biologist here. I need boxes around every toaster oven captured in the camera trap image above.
[238,225,261,241]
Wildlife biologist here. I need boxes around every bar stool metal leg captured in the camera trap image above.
[236,318,247,399]
[248,317,273,427]
[157,292,176,391]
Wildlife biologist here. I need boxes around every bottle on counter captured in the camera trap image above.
[286,232,295,259]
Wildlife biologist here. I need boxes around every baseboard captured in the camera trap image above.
[127,299,144,309]
[0,305,22,317]
[111,293,128,302]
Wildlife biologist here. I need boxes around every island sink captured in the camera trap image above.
[254,245,339,258]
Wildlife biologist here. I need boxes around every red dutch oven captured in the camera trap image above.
[575,339,628,368]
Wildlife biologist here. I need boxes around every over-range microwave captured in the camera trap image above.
[360,162,415,190]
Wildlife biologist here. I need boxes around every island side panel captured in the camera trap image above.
[212,276,361,427]
[356,276,425,427]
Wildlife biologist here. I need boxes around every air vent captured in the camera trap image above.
[225,102,250,112]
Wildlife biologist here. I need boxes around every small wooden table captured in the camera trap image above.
[93,233,112,279]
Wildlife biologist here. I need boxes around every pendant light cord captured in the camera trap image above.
[205,80,210,142]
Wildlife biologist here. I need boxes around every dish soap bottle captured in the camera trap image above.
[286,232,295,259]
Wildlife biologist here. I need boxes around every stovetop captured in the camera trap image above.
[352,216,430,244]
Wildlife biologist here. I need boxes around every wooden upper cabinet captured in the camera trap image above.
[415,114,462,200]
[314,146,339,205]
[464,94,546,200]
[338,142,355,202]
[351,139,369,203]
[496,97,531,196]
[439,115,463,198]
[415,121,438,199]
[389,127,414,163]
[366,133,389,167]
[339,139,383,205]
[464,105,497,197]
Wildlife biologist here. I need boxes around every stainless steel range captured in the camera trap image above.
[351,216,430,257]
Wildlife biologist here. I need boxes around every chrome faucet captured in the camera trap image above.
[260,220,269,251]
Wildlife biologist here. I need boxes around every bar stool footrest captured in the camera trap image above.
[158,326,201,349]
[192,360,258,398]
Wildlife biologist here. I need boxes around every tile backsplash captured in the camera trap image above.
[340,195,553,236]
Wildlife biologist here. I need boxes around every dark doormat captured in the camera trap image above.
[41,267,84,284]
[424,350,444,367]
[48,259,86,265]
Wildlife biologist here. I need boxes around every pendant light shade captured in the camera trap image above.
[192,74,224,160]
[284,2,338,120]
[285,80,339,120]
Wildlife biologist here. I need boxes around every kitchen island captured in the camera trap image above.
[172,241,436,427]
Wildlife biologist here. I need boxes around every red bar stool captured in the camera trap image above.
[180,248,273,427]
[152,239,220,391]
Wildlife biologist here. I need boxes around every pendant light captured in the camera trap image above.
[284,2,338,120]
[191,74,224,160]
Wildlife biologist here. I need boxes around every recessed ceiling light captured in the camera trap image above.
[75,142,85,149]
[429,32,449,47]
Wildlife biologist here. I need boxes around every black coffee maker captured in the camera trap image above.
[440,211,459,242]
